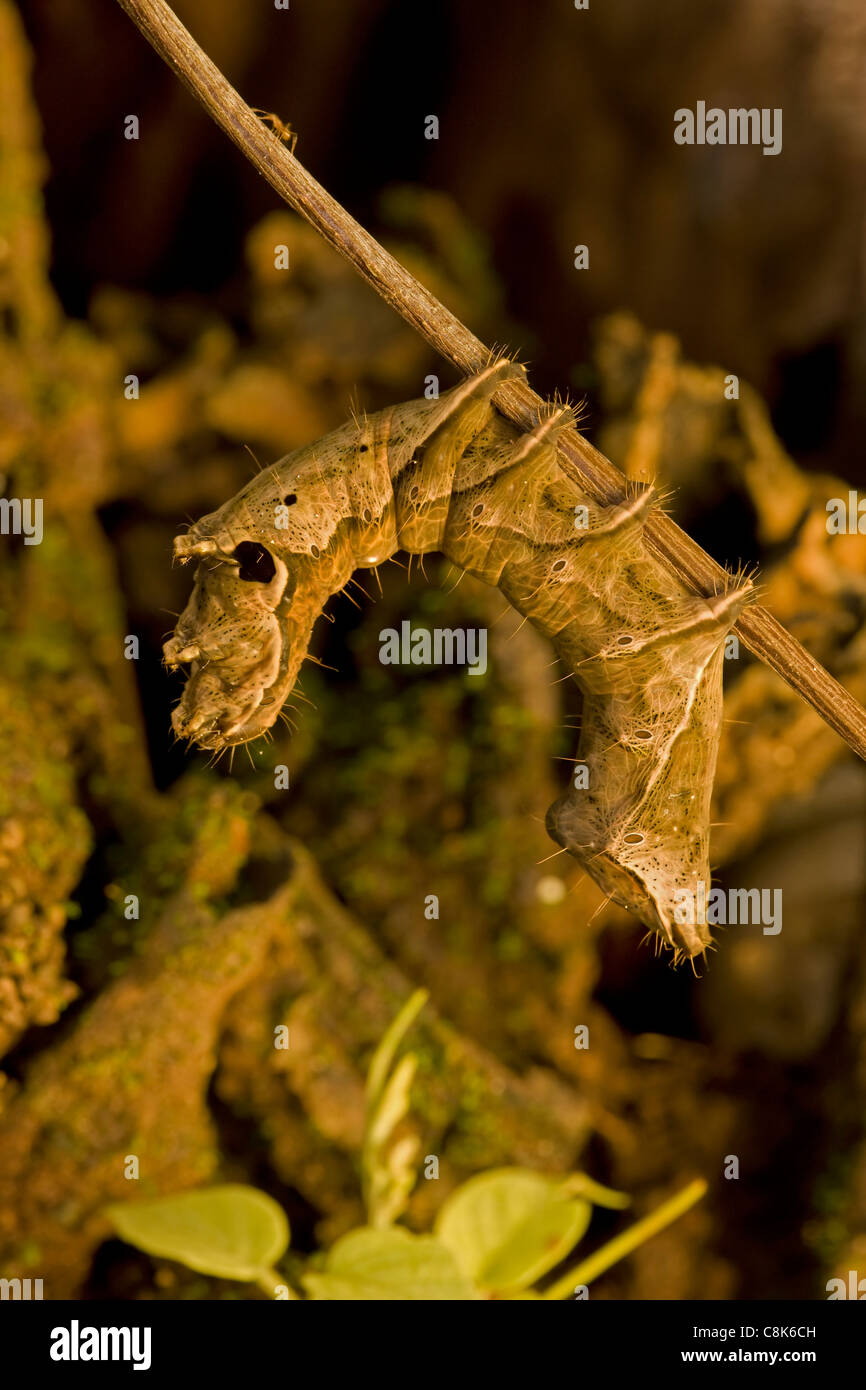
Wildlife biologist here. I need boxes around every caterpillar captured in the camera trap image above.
[165,361,752,959]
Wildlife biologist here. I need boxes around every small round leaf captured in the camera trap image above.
[105,1184,289,1282]
[302,1227,478,1300]
[434,1167,592,1292]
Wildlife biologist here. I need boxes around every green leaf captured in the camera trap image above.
[365,988,428,1107]
[364,1130,421,1232]
[362,990,427,1229]
[434,1168,592,1293]
[367,1052,417,1153]
[301,1227,478,1301]
[105,1184,290,1282]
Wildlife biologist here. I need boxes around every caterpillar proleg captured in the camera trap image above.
[165,361,752,958]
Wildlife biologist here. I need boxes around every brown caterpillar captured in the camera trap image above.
[165,361,752,959]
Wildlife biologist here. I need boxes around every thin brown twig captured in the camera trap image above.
[115,0,866,761]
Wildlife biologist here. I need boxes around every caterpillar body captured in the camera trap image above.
[165,361,752,959]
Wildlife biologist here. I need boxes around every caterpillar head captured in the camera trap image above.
[164,436,358,751]
[164,534,311,750]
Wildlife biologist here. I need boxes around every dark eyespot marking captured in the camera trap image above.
[359,444,369,453]
[283,493,298,507]
[232,541,277,584]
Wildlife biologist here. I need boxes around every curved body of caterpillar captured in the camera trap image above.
[165,362,752,958]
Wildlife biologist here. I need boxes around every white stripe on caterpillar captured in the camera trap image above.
[165,361,752,958]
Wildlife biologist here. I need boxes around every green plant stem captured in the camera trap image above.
[256,1268,297,1300]
[558,1174,631,1209]
[542,1178,708,1300]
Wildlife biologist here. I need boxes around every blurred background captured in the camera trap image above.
[0,0,864,1299]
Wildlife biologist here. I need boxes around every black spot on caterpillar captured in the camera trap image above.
[165,361,752,958]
